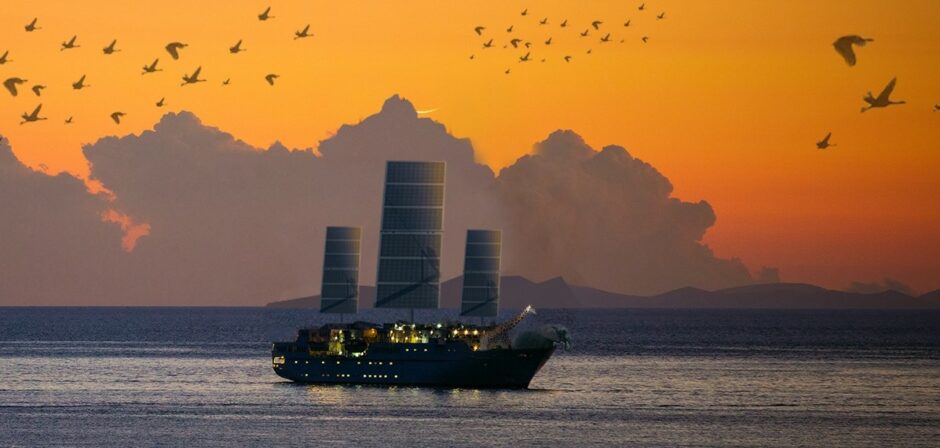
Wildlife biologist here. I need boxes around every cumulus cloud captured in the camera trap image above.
[846,278,914,296]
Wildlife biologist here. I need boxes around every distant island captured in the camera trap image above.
[267,276,940,310]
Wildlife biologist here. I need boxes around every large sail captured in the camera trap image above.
[374,161,445,309]
[460,229,501,317]
[320,226,362,314]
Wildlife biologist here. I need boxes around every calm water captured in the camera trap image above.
[1,308,938,447]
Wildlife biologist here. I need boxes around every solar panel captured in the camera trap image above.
[460,229,501,317]
[375,161,445,309]
[320,226,361,314]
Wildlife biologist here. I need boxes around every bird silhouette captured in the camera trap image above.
[4,78,27,96]
[580,29,590,37]
[265,74,279,86]
[165,42,187,60]
[639,3,646,11]
[505,68,510,74]
[230,40,245,53]
[103,39,120,55]
[25,18,41,32]
[295,25,312,39]
[519,52,531,62]
[545,37,552,45]
[510,38,522,48]
[258,6,273,21]
[600,33,611,43]
[21,104,46,124]
[469,54,475,60]
[564,55,572,62]
[642,36,649,43]
[560,19,567,27]
[156,97,165,107]
[181,67,205,86]
[110,112,125,124]
[587,49,593,54]
[592,20,603,29]
[816,132,835,149]
[72,75,89,90]
[624,20,631,27]
[539,18,548,25]
[0,51,10,65]
[657,12,666,20]
[61,36,79,51]
[833,35,873,67]
[934,104,940,112]
[142,59,162,74]
[861,77,905,112]
[64,116,73,124]
[483,39,494,48]
[506,25,514,33]
[222,78,231,86]
[524,41,532,48]
[474,26,485,35]
[521,8,527,16]
[31,85,46,96]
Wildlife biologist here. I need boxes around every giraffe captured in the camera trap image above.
[480,305,536,350]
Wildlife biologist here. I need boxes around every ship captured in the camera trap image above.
[272,161,570,388]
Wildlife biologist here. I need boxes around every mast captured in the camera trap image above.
[320,226,362,318]
[460,230,501,323]
[374,161,446,321]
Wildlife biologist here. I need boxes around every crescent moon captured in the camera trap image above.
[416,108,438,115]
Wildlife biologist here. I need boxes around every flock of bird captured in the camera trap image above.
[469,3,665,75]
[2,7,312,126]
[816,35,936,150]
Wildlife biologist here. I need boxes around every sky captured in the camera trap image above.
[1,0,939,296]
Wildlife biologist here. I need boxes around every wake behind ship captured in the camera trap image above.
[272,161,569,388]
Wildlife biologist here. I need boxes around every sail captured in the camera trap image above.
[375,161,445,309]
[320,226,361,314]
[460,229,501,317]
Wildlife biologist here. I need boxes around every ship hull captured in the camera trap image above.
[272,342,555,389]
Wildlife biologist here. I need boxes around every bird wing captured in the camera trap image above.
[877,77,897,102]
[302,25,310,33]
[31,104,42,116]
[833,37,856,66]
[192,66,202,77]
[3,78,18,96]
[166,44,180,59]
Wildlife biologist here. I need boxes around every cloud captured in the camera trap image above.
[496,130,753,295]
[846,278,914,296]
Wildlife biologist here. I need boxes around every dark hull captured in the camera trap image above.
[273,342,555,389]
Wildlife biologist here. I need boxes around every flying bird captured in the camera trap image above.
[506,25,514,33]
[505,68,510,74]
[222,78,231,85]
[165,42,187,60]
[624,20,631,27]
[156,97,165,107]
[564,55,572,62]
[103,39,120,54]
[61,35,79,51]
[110,112,125,124]
[230,40,245,53]
[510,38,522,48]
[142,59,162,74]
[258,6,273,21]
[539,18,548,25]
[474,26,485,35]
[587,49,593,54]
[816,132,835,149]
[72,75,89,90]
[639,3,646,11]
[600,33,611,43]
[521,8,527,16]
[560,19,567,27]
[469,54,474,60]
[4,78,27,96]
[483,39,494,48]
[519,52,530,62]
[295,25,312,39]
[642,36,649,43]
[65,116,73,124]
[592,20,603,29]
[657,12,666,20]
[0,51,10,64]
[31,85,46,96]
[861,77,905,112]
[934,104,940,112]
[524,41,532,48]
[580,29,589,37]
[181,67,205,86]
[25,18,40,32]
[833,35,873,67]
[545,37,552,45]
[265,74,279,85]
[21,104,46,124]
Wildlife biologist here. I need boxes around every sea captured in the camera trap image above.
[1,308,938,447]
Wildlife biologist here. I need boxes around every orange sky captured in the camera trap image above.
[1,0,938,292]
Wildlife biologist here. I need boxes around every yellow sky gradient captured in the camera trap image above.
[1,1,938,292]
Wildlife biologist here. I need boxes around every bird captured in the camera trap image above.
[474,26,485,35]
[230,40,245,54]
[639,3,646,11]
[600,33,611,43]
[541,58,546,63]
[110,112,125,124]
[25,18,40,32]
[156,97,165,107]
[521,8,527,16]
[165,42,187,60]
[519,52,531,62]
[469,54,474,60]
[861,77,905,112]
[483,39,494,48]
[61,36,79,51]
[592,20,603,30]
[560,19,567,27]
[587,48,593,54]
[524,41,532,48]
[295,25,312,39]
[0,51,10,64]
[4,78,27,96]
[265,74,279,86]
[222,78,231,86]
[539,18,548,25]
[580,29,590,37]
[545,37,552,45]
[64,116,73,124]
[564,55,571,62]
[181,67,205,86]
[31,85,46,96]
[142,59,162,74]
[642,36,649,43]
[624,20,631,27]
[816,132,836,149]
[833,35,873,67]
[258,6,273,21]
[934,104,940,112]
[505,68,511,74]
[20,104,46,124]
[657,12,666,20]
[103,39,120,55]
[506,25,514,33]
[72,75,89,90]
[510,38,522,48]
